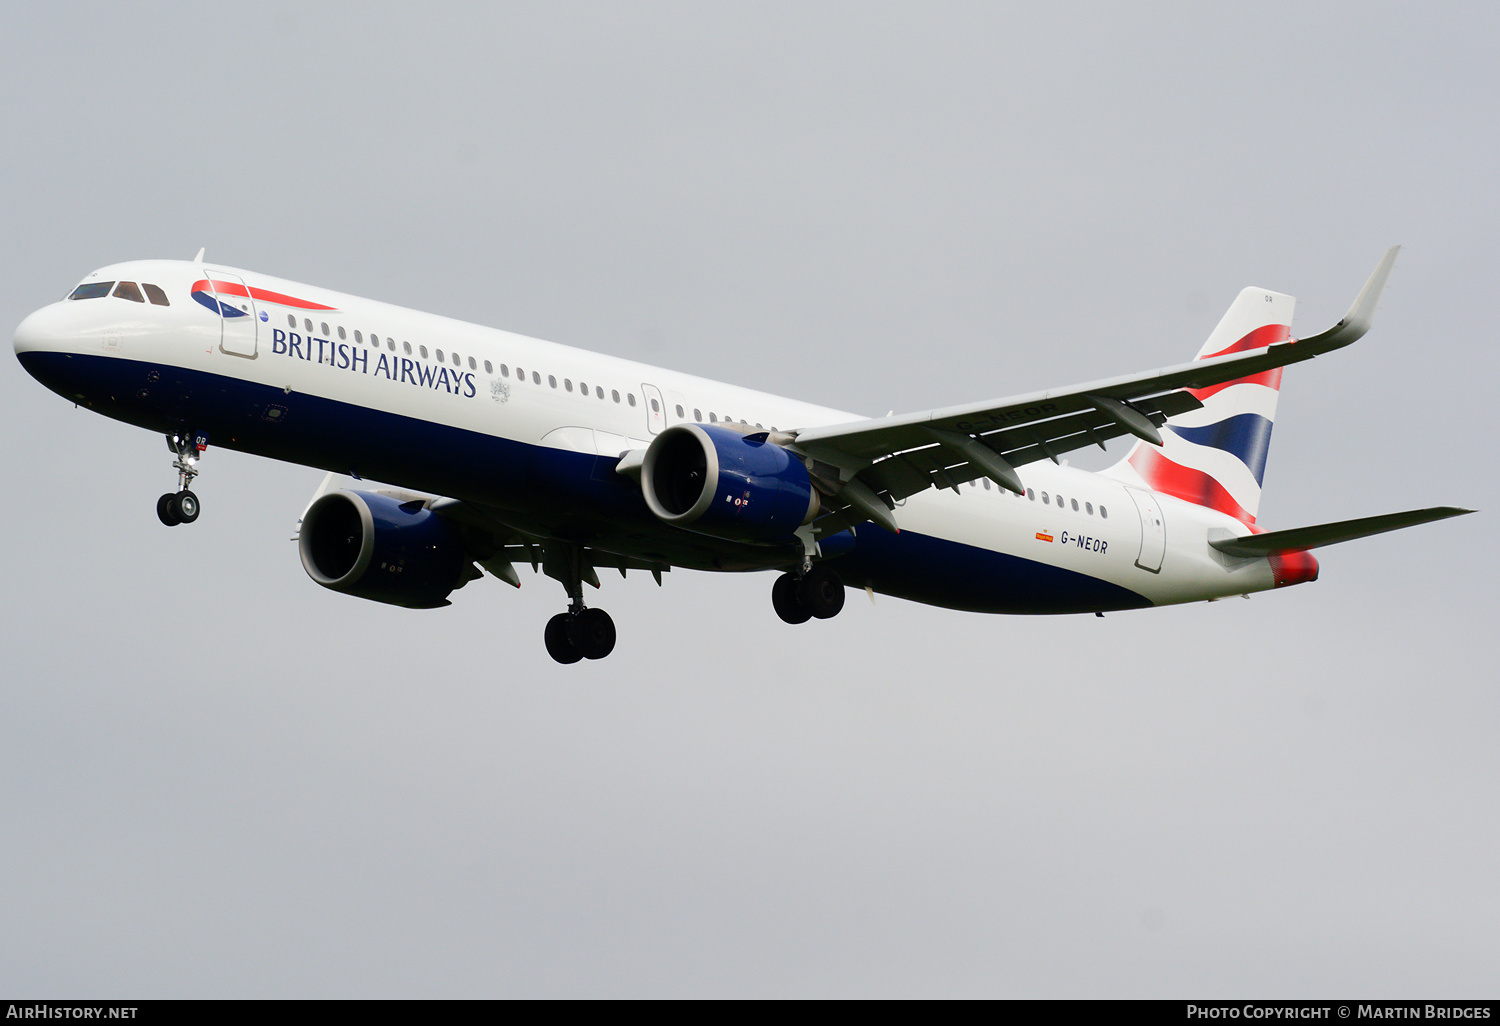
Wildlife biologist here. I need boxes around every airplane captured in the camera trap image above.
[13,246,1471,663]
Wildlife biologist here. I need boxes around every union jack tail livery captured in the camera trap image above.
[1108,287,1293,525]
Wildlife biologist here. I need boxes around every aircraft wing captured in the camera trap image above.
[428,495,672,588]
[296,473,670,590]
[789,247,1400,533]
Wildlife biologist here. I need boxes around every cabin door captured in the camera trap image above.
[1126,487,1166,573]
[207,270,258,358]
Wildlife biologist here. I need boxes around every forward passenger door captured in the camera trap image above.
[207,270,258,359]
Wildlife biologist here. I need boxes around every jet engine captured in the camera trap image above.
[640,424,818,543]
[298,490,471,608]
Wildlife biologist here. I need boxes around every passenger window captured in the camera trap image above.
[650,398,660,412]
[420,346,429,359]
[142,283,170,306]
[612,390,620,403]
[485,361,494,374]
[983,479,992,490]
[321,322,330,336]
[1026,489,1035,501]
[305,319,313,332]
[113,281,145,303]
[548,375,557,388]
[354,330,363,343]
[532,372,540,384]
[469,357,477,370]
[452,352,461,367]
[676,404,685,417]
[1071,498,1079,512]
[1086,502,1093,515]
[628,393,636,407]
[338,326,346,340]
[1100,506,1108,519]
[596,386,604,399]
[288,315,297,328]
[69,282,113,299]
[403,342,412,355]
[565,379,573,392]
[436,349,444,362]
[709,413,717,422]
[387,339,395,351]
[1041,492,1050,505]
[693,408,702,420]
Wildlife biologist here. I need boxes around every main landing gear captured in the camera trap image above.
[542,544,617,664]
[771,564,846,624]
[544,606,617,664]
[156,432,204,527]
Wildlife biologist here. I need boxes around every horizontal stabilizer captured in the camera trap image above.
[1209,506,1473,557]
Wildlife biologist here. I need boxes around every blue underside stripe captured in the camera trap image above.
[18,350,1152,614]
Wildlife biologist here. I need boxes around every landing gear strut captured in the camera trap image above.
[542,545,617,664]
[156,432,204,527]
[772,565,846,624]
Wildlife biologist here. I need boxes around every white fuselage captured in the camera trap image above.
[15,258,1286,614]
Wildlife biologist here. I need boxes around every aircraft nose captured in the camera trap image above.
[13,303,64,357]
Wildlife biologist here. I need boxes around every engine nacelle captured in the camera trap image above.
[641,424,819,543]
[298,490,471,608]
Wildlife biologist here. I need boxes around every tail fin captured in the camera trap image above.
[1108,287,1295,524]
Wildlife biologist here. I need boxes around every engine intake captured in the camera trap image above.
[299,490,471,608]
[641,424,818,543]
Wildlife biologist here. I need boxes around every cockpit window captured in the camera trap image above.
[69,282,113,300]
[113,281,146,303]
[142,283,170,306]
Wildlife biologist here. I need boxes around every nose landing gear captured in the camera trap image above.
[156,432,205,527]
[156,489,199,526]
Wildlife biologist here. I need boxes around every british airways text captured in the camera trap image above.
[271,329,477,398]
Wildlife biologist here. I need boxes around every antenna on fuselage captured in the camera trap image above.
[192,247,205,264]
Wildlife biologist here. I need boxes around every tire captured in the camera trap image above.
[173,490,201,524]
[544,612,583,664]
[797,565,845,619]
[772,572,812,624]
[575,608,617,660]
[157,493,182,527]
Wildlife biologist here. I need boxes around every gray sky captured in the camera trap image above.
[2,1,1495,997]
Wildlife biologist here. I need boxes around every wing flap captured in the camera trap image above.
[846,389,1202,503]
